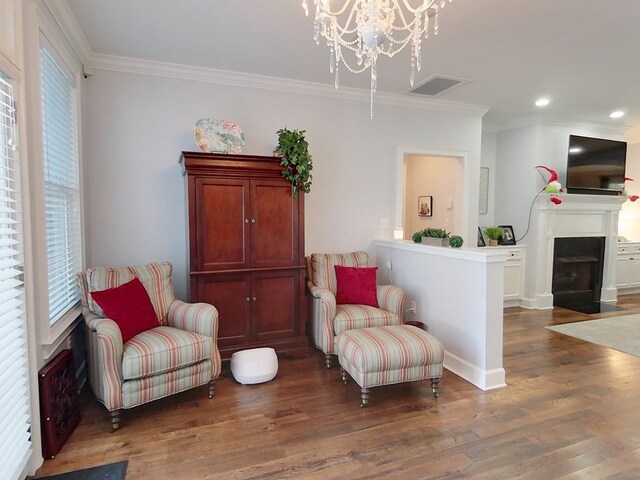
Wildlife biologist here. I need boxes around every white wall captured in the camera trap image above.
[619,142,640,241]
[81,68,483,299]
[494,121,625,244]
[480,129,497,227]
[403,155,463,240]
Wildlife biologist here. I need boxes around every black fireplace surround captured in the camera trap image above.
[552,236,605,308]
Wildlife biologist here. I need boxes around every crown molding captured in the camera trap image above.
[43,0,92,63]
[86,53,490,117]
[495,114,627,137]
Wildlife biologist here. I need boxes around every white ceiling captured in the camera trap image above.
[66,0,640,129]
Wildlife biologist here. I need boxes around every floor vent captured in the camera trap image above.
[408,75,468,96]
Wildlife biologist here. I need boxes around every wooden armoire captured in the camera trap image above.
[180,151,309,360]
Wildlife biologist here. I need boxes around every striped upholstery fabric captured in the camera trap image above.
[334,305,399,336]
[307,252,406,357]
[168,300,217,339]
[377,285,406,322]
[122,326,212,380]
[337,325,444,389]
[84,261,175,323]
[310,251,369,295]
[122,360,213,409]
[77,261,220,417]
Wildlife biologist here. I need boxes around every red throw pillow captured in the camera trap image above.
[334,265,379,308]
[90,277,158,343]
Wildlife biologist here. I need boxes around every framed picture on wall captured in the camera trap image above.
[479,167,489,215]
[499,225,516,245]
[418,196,433,217]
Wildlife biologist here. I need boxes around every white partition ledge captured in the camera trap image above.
[374,240,508,391]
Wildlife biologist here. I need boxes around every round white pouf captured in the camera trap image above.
[230,347,278,385]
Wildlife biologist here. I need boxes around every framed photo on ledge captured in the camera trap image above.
[477,227,486,247]
[499,225,516,245]
[418,196,432,217]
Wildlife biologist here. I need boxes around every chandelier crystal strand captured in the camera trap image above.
[303,0,453,116]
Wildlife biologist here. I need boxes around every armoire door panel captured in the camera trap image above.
[251,180,298,268]
[196,178,249,271]
[196,275,252,348]
[253,270,298,341]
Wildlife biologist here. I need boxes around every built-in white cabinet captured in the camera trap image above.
[616,242,640,294]
[486,245,526,306]
[501,246,526,306]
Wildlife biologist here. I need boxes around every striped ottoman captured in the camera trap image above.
[336,324,444,407]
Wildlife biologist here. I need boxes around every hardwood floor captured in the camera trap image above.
[34,296,640,479]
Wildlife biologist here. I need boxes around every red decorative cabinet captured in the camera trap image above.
[180,152,309,360]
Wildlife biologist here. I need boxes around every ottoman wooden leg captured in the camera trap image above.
[208,379,216,399]
[340,367,348,384]
[324,354,332,369]
[360,387,370,408]
[430,378,440,398]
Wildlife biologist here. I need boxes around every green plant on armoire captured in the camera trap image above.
[275,128,313,198]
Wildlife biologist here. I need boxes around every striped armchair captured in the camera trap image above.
[306,251,406,368]
[77,261,221,430]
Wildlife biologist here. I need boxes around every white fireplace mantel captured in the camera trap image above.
[521,194,626,309]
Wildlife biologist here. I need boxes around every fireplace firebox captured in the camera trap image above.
[552,237,605,307]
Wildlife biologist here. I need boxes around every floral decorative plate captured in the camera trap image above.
[194,118,245,154]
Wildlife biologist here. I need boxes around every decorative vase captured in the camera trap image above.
[489,239,499,246]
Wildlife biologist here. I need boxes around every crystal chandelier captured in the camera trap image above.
[302,0,453,117]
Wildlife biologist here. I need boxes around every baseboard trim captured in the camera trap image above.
[444,352,506,391]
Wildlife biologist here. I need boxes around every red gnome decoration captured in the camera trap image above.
[535,165,563,205]
[624,177,639,202]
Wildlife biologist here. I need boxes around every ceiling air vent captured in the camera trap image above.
[408,75,468,96]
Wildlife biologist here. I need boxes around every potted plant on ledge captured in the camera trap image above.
[483,226,503,246]
[412,228,450,247]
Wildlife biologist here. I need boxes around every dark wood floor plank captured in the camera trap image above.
[33,295,640,479]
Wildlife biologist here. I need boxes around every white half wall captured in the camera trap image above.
[81,65,484,299]
[374,240,507,391]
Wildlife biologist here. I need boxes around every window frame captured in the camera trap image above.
[32,27,84,351]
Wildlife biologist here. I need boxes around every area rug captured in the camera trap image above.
[35,461,127,480]
[546,314,640,358]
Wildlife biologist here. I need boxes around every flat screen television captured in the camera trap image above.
[566,135,627,195]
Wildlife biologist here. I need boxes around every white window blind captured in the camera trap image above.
[0,72,32,480]
[40,44,81,326]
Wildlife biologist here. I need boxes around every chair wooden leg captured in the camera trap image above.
[431,378,440,398]
[324,354,332,369]
[208,379,216,399]
[340,367,348,384]
[110,410,120,432]
[360,387,370,408]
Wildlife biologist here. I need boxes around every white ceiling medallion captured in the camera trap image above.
[302,0,453,117]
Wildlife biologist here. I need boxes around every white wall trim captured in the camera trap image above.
[86,52,490,116]
[443,352,507,391]
[43,0,92,63]
[496,114,627,137]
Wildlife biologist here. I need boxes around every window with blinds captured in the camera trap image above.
[39,44,81,326]
[0,72,32,480]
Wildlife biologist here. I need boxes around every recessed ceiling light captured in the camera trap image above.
[610,110,625,119]
[535,97,550,107]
